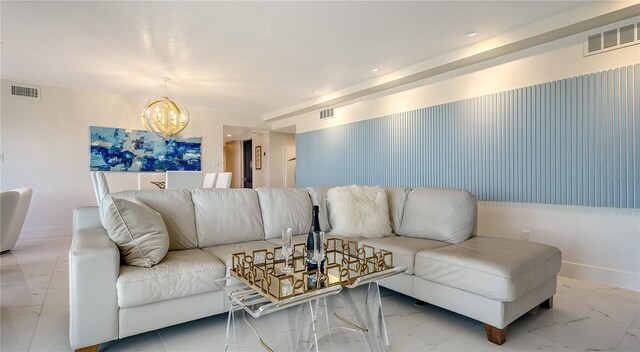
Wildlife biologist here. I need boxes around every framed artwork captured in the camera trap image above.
[255,146,262,170]
[90,126,201,172]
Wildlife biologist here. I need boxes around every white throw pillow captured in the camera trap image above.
[327,185,392,238]
[100,196,170,267]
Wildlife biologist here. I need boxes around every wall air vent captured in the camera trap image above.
[588,34,602,52]
[11,85,39,99]
[584,22,639,56]
[320,108,334,120]
[620,24,635,45]
[603,29,618,49]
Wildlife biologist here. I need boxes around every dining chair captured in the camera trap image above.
[215,172,232,188]
[1,188,33,252]
[202,173,218,188]
[90,171,110,205]
[90,171,101,205]
[138,173,165,190]
[165,171,203,189]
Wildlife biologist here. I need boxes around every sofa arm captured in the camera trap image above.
[69,207,120,349]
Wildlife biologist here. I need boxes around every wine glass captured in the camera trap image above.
[312,231,325,271]
[281,228,293,275]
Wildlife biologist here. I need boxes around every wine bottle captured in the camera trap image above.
[306,205,320,289]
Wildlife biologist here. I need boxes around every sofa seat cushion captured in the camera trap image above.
[359,236,450,275]
[203,241,278,275]
[414,236,561,302]
[117,249,225,308]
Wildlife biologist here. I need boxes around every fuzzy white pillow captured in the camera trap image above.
[327,185,392,238]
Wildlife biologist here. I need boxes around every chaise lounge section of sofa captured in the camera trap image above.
[69,186,561,350]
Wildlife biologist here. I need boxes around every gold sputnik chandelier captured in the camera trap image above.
[141,78,190,140]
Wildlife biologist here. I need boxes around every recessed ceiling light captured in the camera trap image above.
[370,68,379,72]
[466,31,477,37]
[226,134,232,137]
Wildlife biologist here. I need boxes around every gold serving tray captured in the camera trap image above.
[230,238,393,303]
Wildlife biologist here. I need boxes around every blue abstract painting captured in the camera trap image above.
[90,126,201,172]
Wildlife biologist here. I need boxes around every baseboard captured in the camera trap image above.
[20,226,72,239]
[560,261,640,292]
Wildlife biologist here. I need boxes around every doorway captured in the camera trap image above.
[243,140,253,188]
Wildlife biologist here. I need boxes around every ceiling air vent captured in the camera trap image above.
[584,22,639,56]
[320,108,334,120]
[11,85,39,99]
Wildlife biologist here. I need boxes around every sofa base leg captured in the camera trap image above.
[415,299,427,306]
[483,324,507,345]
[540,296,554,309]
[75,344,99,352]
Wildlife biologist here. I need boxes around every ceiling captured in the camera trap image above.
[1,1,598,119]
[223,125,267,144]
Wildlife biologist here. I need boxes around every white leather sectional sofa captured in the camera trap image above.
[69,187,561,351]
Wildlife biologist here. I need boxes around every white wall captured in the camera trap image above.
[250,131,295,188]
[478,202,639,291]
[251,132,269,188]
[0,80,268,238]
[274,19,640,290]
[273,18,640,133]
[268,132,295,188]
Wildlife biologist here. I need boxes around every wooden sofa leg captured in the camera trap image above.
[483,324,507,345]
[540,296,554,309]
[75,345,99,352]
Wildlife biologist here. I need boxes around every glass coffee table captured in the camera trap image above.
[221,238,407,351]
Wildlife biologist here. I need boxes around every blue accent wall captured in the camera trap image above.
[297,65,639,209]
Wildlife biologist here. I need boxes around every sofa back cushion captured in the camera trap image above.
[109,190,198,250]
[398,188,477,244]
[306,186,332,232]
[256,188,312,240]
[192,188,264,247]
[383,187,409,234]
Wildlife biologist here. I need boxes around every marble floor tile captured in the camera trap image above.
[39,287,68,317]
[615,313,640,352]
[0,316,39,351]
[2,235,640,352]
[429,326,507,352]
[1,304,42,322]
[28,312,72,352]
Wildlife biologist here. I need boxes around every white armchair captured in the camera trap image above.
[1,188,33,252]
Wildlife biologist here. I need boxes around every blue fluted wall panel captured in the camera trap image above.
[297,65,639,208]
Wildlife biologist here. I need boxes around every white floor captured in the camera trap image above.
[1,235,639,352]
